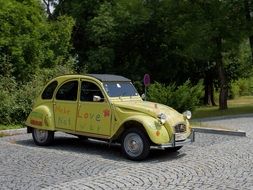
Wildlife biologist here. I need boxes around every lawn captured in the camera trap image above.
[193,96,253,119]
[0,124,24,131]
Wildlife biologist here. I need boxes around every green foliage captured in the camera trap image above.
[0,76,17,124]
[147,81,203,112]
[133,81,143,94]
[224,40,253,83]
[86,47,115,72]
[0,64,74,125]
[230,78,253,99]
[87,3,116,45]
[54,0,250,88]
[230,82,240,99]
[0,0,75,125]
[0,0,74,83]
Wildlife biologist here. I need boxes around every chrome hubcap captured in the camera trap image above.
[124,133,143,157]
[34,129,48,143]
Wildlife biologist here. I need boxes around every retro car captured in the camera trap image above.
[26,74,194,160]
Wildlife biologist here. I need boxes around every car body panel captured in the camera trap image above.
[54,100,77,131]
[27,103,54,131]
[76,101,112,136]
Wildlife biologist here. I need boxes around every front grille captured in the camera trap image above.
[174,124,186,133]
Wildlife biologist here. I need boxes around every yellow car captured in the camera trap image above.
[26,74,194,160]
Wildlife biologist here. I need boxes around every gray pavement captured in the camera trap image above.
[0,116,253,189]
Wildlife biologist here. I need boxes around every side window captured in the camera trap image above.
[81,81,104,102]
[42,81,58,100]
[56,81,78,101]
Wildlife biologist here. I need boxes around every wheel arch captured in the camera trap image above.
[113,116,170,145]
[26,105,55,131]
[118,120,148,141]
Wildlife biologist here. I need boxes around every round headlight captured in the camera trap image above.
[158,113,167,124]
[183,110,192,120]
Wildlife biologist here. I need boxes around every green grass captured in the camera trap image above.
[0,124,24,131]
[190,120,237,130]
[193,96,253,119]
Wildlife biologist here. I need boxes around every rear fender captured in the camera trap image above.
[25,105,55,131]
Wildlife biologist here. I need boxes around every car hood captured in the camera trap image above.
[113,100,186,126]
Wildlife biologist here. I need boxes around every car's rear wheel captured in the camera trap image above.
[166,146,182,152]
[121,128,150,161]
[32,128,54,146]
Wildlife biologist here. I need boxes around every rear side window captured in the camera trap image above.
[56,81,78,101]
[42,81,58,99]
[80,81,104,102]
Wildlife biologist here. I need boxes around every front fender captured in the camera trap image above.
[25,105,55,131]
[118,115,170,145]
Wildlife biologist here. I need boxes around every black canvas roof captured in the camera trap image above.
[87,74,131,82]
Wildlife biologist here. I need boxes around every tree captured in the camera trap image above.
[53,0,107,73]
[52,0,250,110]
[202,0,246,109]
[163,0,246,109]
[0,0,74,83]
[244,0,253,62]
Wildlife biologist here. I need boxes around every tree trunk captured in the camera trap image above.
[249,36,253,60]
[216,37,228,110]
[244,0,253,61]
[204,73,216,106]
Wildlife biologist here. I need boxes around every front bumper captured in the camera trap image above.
[155,130,195,149]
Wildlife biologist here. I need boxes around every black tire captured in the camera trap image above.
[166,146,182,152]
[32,128,54,146]
[121,128,150,161]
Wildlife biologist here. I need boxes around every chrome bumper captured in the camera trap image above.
[156,130,195,149]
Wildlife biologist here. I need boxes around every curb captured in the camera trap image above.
[0,128,27,136]
[192,127,246,137]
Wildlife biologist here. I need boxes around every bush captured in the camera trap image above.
[147,80,203,112]
[230,77,253,99]
[0,76,17,124]
[230,82,240,99]
[0,64,74,125]
[0,76,44,124]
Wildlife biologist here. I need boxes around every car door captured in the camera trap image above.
[54,80,79,131]
[76,80,111,136]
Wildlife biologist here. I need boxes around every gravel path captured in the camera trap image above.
[0,116,252,190]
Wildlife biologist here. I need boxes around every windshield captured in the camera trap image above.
[103,82,139,97]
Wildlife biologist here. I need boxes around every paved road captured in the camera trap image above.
[0,116,253,190]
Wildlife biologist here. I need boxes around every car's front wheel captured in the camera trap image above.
[32,128,54,146]
[121,128,150,161]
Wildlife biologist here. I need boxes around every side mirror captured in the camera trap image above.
[141,94,146,100]
[93,95,102,102]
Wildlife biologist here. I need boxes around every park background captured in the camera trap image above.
[1,0,253,128]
